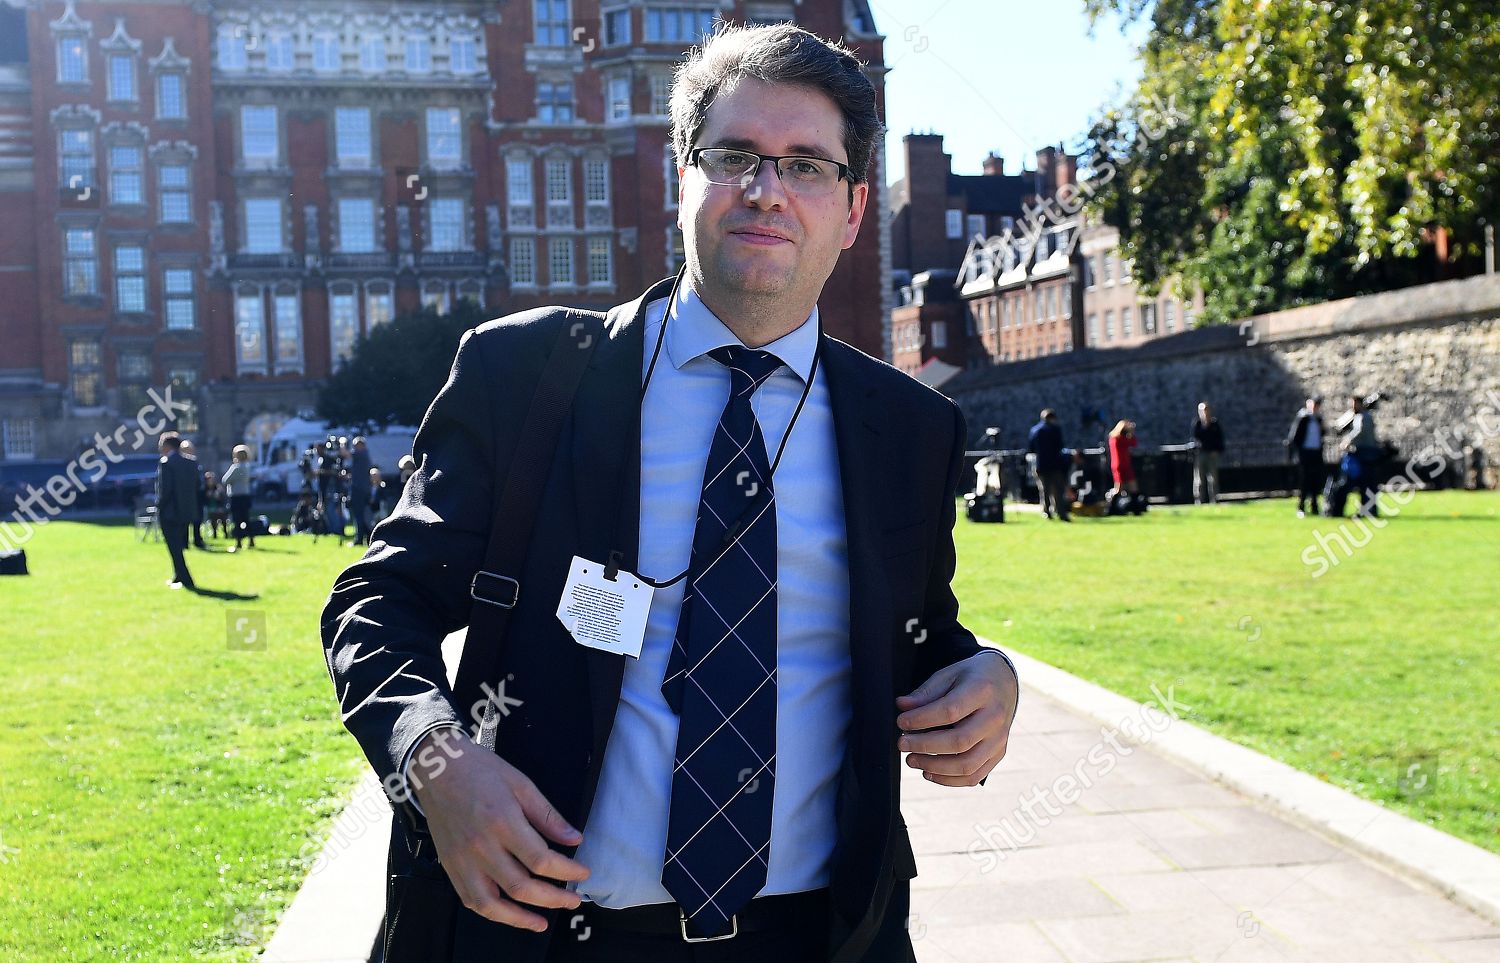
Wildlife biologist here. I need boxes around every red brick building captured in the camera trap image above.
[0,0,886,467]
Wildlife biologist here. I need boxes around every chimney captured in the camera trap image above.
[1034,146,1056,196]
[982,152,1005,177]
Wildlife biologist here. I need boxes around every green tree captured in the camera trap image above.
[1082,0,1500,324]
[317,300,483,428]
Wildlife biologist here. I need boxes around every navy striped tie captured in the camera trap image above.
[660,344,782,938]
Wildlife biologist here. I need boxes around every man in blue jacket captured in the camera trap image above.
[1027,409,1071,521]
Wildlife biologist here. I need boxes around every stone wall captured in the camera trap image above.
[944,274,1500,478]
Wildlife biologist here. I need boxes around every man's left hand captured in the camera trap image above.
[895,651,1019,787]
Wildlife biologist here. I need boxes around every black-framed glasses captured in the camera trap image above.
[687,147,854,198]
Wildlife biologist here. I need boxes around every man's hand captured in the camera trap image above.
[409,729,590,931]
[895,651,1019,787]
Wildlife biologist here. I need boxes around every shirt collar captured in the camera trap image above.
[663,281,819,384]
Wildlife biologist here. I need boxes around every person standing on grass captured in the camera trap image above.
[222,445,256,552]
[322,23,1018,963]
[1027,408,1071,521]
[1190,401,1224,504]
[1343,395,1381,518]
[178,439,209,549]
[155,432,196,590]
[1108,419,1140,504]
[348,437,373,548]
[1286,396,1326,517]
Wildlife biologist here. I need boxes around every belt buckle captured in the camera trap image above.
[470,570,519,609]
[680,911,738,942]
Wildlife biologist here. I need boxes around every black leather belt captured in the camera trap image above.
[572,887,831,942]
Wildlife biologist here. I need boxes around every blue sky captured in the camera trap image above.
[871,0,1149,185]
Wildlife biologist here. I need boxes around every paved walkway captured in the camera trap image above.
[905,689,1500,962]
[263,649,1500,962]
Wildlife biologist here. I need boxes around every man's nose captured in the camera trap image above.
[740,159,788,209]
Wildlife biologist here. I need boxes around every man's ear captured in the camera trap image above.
[842,181,869,250]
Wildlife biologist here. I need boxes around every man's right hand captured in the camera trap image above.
[409,729,590,932]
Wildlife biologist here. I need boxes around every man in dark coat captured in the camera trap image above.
[155,432,197,589]
[1027,408,1071,520]
[1285,396,1326,516]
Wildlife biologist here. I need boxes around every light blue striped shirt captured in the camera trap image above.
[569,282,853,907]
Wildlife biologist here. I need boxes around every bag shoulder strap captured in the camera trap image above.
[451,308,606,741]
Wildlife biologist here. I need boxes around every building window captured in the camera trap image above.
[265,33,295,72]
[534,0,571,46]
[166,368,200,431]
[114,245,146,312]
[360,33,386,72]
[1032,291,1042,322]
[507,157,534,206]
[649,73,672,116]
[366,283,394,327]
[158,163,190,223]
[1163,299,1177,332]
[164,267,195,330]
[546,158,571,203]
[421,280,450,313]
[664,145,680,209]
[1084,255,1096,289]
[63,227,97,296]
[338,198,377,252]
[966,214,985,238]
[1060,282,1072,318]
[57,36,87,84]
[1087,312,1098,344]
[587,236,612,286]
[450,36,477,74]
[244,198,283,253]
[604,8,631,45]
[1102,253,1114,285]
[510,237,536,286]
[428,198,465,251]
[1,419,36,460]
[218,26,247,71]
[1104,309,1115,339]
[329,288,359,365]
[59,128,94,194]
[235,290,267,372]
[109,145,143,205]
[584,158,608,203]
[313,34,341,72]
[156,72,186,120]
[548,237,574,286]
[1141,302,1156,333]
[107,54,136,102]
[404,35,431,73]
[335,107,372,169]
[945,209,962,240]
[426,107,461,168]
[1121,306,1133,337]
[273,290,303,371]
[537,79,575,124]
[240,105,278,165]
[644,6,717,42]
[69,339,102,407]
[118,350,151,399]
[607,75,631,122]
[1044,287,1055,319]
[931,321,947,349]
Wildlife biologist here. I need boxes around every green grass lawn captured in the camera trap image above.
[0,491,1495,960]
[0,519,365,962]
[952,489,1500,854]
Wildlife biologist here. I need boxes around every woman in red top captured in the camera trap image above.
[1108,420,1140,499]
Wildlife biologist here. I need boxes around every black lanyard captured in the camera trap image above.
[605,270,821,589]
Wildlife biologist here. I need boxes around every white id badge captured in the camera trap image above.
[555,555,655,659]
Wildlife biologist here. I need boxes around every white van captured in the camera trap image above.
[254,416,418,500]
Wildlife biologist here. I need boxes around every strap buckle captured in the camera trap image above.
[680,911,738,942]
[470,570,520,609]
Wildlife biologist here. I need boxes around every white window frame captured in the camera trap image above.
[425,107,462,169]
[155,71,186,120]
[163,266,195,330]
[273,287,304,373]
[329,285,361,365]
[534,0,572,46]
[243,197,284,253]
[109,143,144,206]
[114,244,147,312]
[57,35,88,84]
[510,236,536,287]
[107,53,137,102]
[240,105,279,167]
[548,236,575,287]
[1,419,37,460]
[427,197,466,252]
[945,209,962,240]
[158,161,191,224]
[335,106,372,169]
[587,235,612,287]
[338,197,377,253]
[63,227,98,296]
[234,288,268,373]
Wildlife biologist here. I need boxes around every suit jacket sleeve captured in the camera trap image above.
[910,400,989,686]
[320,326,504,818]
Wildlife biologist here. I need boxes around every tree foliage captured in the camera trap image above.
[317,300,485,429]
[1082,0,1500,323]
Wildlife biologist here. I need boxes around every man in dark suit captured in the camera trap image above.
[1027,409,1071,521]
[155,431,197,589]
[322,23,1018,963]
[1285,396,1326,517]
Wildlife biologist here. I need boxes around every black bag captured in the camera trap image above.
[0,549,27,575]
[380,310,604,963]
